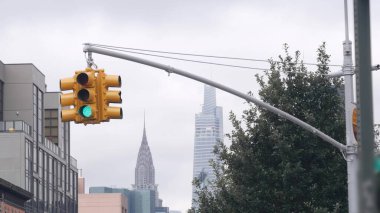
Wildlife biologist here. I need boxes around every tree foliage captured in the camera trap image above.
[192,43,350,213]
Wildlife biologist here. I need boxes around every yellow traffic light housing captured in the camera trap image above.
[97,69,123,122]
[75,69,99,123]
[60,68,98,124]
[60,68,122,124]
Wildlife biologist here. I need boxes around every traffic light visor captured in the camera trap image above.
[60,78,75,90]
[106,107,123,119]
[106,91,122,103]
[61,108,76,122]
[60,93,75,106]
[105,75,121,87]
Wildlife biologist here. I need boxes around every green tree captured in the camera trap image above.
[192,43,349,213]
[375,124,380,150]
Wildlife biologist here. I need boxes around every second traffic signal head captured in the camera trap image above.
[96,70,123,121]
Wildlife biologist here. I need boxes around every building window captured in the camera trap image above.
[0,80,3,121]
[45,109,59,144]
[33,145,37,173]
[38,89,43,143]
[33,85,43,144]
[25,138,32,192]
[63,121,69,156]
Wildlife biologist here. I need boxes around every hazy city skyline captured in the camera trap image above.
[1,1,380,212]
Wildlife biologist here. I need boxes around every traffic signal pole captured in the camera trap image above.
[354,0,377,212]
[83,43,346,152]
[342,0,358,212]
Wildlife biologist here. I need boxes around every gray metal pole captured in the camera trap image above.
[83,44,346,151]
[353,0,377,212]
[343,1,359,212]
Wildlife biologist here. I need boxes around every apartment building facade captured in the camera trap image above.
[0,61,78,213]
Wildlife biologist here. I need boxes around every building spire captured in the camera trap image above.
[142,111,147,144]
[134,114,156,191]
[202,85,216,114]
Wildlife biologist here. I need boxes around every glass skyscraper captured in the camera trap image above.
[192,85,223,206]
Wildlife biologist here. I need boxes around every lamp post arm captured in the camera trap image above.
[83,44,347,152]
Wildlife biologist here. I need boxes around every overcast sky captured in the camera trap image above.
[1,0,380,212]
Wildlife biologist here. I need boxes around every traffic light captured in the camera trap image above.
[76,68,99,124]
[60,68,99,124]
[60,68,122,124]
[96,69,123,122]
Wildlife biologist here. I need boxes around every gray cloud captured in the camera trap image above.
[1,0,380,212]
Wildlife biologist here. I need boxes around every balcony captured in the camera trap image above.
[70,156,77,168]
[43,137,65,159]
[0,120,32,136]
[1,120,78,169]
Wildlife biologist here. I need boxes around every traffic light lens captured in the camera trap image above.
[79,105,92,118]
[375,157,380,173]
[77,73,89,85]
[78,89,90,101]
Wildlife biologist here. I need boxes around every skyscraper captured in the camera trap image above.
[133,119,159,208]
[192,85,223,206]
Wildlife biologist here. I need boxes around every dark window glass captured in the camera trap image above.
[33,85,44,144]
[0,80,3,121]
[25,138,32,192]
[33,145,37,172]
[45,109,59,144]
[39,149,43,177]
[61,165,66,189]
[33,178,38,202]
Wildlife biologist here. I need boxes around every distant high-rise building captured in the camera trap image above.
[155,206,169,213]
[133,119,160,207]
[86,185,158,213]
[133,121,156,190]
[192,85,223,206]
[78,179,129,213]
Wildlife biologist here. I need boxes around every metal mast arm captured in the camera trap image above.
[83,43,346,151]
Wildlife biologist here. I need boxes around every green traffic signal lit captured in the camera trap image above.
[79,105,93,118]
[374,156,380,173]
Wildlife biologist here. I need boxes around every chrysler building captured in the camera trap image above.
[133,119,159,205]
